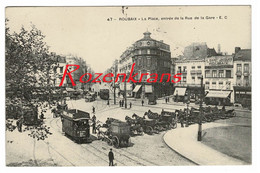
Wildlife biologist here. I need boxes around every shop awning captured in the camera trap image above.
[145,85,153,93]
[206,90,231,98]
[133,85,142,92]
[174,87,186,96]
[66,88,75,92]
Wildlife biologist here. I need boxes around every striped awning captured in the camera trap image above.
[133,85,142,92]
[206,90,231,98]
[174,87,186,96]
[145,85,153,93]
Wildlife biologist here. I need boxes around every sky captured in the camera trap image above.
[6,6,251,73]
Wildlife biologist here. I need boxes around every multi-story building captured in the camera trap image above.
[53,54,66,87]
[174,43,218,102]
[66,55,87,90]
[204,55,234,105]
[131,31,172,98]
[233,47,251,105]
[118,47,134,97]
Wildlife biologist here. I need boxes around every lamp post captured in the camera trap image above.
[197,75,204,141]
[124,73,128,109]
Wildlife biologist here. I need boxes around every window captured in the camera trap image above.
[183,66,187,72]
[138,58,141,66]
[197,66,201,69]
[244,64,249,72]
[192,76,195,83]
[212,82,216,89]
[237,76,241,86]
[244,76,250,86]
[147,49,150,54]
[219,70,224,78]
[219,81,223,89]
[205,82,210,89]
[192,66,195,69]
[147,57,151,66]
[138,50,141,54]
[60,67,64,73]
[205,70,211,78]
[178,66,181,73]
[226,81,231,90]
[237,64,242,72]
[183,76,187,82]
[226,70,231,78]
[212,70,217,77]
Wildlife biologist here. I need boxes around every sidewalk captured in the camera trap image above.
[163,122,248,165]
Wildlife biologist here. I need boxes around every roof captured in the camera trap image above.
[62,109,90,120]
[233,49,251,61]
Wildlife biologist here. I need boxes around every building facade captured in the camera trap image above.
[173,43,218,102]
[131,31,172,98]
[233,47,251,107]
[204,55,234,105]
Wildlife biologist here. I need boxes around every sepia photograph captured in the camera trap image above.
[5,6,252,167]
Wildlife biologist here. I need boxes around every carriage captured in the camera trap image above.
[125,116,144,136]
[132,113,160,135]
[96,119,131,148]
[52,103,68,118]
[160,110,178,129]
[61,109,91,143]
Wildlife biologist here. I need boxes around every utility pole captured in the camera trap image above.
[124,73,127,108]
[198,75,204,141]
[113,62,117,105]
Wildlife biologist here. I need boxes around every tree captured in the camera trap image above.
[6,20,58,104]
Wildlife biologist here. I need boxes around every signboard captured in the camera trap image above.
[205,56,233,67]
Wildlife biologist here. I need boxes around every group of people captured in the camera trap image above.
[165,97,170,103]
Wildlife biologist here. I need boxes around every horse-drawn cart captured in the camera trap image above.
[97,119,131,148]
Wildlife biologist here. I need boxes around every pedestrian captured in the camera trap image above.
[119,100,122,107]
[130,102,132,109]
[108,148,114,166]
[141,100,144,106]
[165,98,167,103]
[107,100,110,106]
[40,112,44,119]
[92,106,95,114]
[122,100,124,107]
[168,97,170,103]
[179,110,184,128]
[92,120,96,134]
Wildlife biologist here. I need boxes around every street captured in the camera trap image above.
[6,97,197,166]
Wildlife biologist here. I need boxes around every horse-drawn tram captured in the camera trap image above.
[61,109,91,143]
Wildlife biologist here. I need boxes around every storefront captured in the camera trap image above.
[233,86,251,108]
[173,87,187,102]
[205,90,232,106]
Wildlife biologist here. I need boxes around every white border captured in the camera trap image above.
[0,1,259,173]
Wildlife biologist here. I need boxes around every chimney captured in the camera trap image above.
[160,40,164,43]
[235,47,241,54]
[217,44,221,54]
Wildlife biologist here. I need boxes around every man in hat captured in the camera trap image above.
[108,148,114,166]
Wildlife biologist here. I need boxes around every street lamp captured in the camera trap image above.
[197,75,204,141]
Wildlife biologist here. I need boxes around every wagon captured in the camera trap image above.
[97,119,131,148]
[61,109,91,143]
[160,110,178,129]
[125,116,144,136]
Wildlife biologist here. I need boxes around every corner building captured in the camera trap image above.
[131,31,172,98]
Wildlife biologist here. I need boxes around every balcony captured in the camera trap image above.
[244,71,249,76]
[236,71,242,76]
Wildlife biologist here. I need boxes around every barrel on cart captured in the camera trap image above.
[61,109,91,143]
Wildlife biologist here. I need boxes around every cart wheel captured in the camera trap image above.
[145,126,153,134]
[232,112,236,117]
[107,138,113,146]
[112,136,120,148]
[139,127,144,135]
[127,137,131,147]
